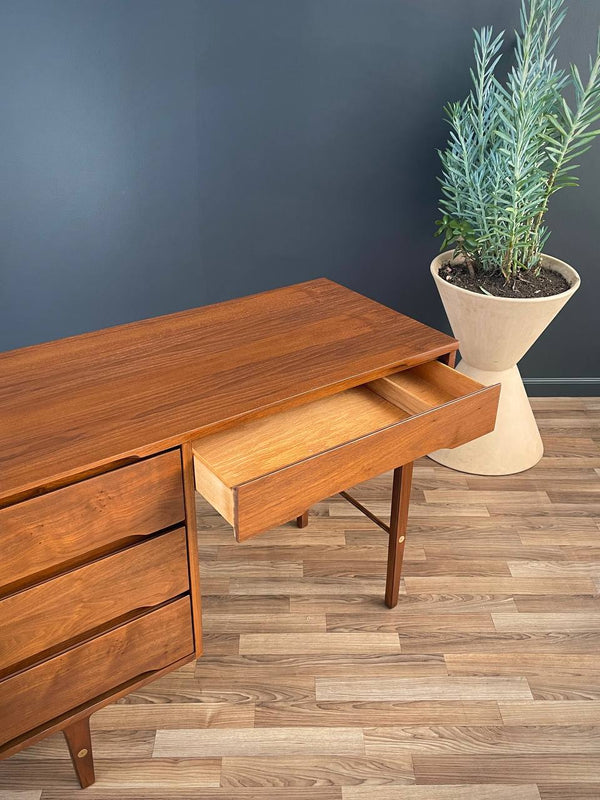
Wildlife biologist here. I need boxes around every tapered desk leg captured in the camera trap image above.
[385,462,413,609]
[297,510,309,528]
[64,716,95,788]
[439,350,457,367]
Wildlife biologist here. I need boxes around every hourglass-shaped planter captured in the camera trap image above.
[429,251,581,475]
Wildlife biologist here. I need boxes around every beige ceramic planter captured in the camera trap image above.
[429,251,581,475]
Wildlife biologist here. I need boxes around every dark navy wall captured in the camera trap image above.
[1,0,598,391]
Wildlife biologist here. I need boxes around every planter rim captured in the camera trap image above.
[430,250,581,304]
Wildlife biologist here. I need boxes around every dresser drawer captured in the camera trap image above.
[193,361,499,541]
[0,450,185,593]
[0,527,189,675]
[0,596,193,747]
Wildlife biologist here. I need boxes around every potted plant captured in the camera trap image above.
[429,0,600,475]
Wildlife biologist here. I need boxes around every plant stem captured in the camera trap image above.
[529,52,600,266]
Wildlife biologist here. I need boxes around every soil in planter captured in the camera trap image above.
[440,261,571,299]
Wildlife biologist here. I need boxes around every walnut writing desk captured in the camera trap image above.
[0,279,499,787]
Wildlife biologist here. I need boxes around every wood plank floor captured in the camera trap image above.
[1,397,599,799]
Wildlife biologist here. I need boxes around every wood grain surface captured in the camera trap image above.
[193,386,409,485]
[0,450,185,593]
[0,528,190,675]
[234,380,498,540]
[193,361,498,540]
[181,442,204,659]
[0,598,193,748]
[0,397,597,798]
[62,718,94,789]
[0,279,457,505]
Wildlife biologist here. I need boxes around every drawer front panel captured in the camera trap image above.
[0,528,189,675]
[0,450,185,592]
[235,386,498,540]
[0,596,193,747]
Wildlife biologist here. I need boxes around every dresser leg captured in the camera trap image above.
[439,350,457,368]
[64,716,95,788]
[296,510,309,528]
[385,462,413,609]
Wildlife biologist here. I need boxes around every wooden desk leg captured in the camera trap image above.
[297,510,309,528]
[63,716,95,788]
[440,350,457,368]
[385,462,413,609]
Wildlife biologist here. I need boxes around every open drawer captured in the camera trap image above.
[192,360,500,541]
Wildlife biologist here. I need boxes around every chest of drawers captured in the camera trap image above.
[0,448,202,787]
[0,279,498,787]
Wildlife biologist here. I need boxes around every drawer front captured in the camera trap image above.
[0,450,185,592]
[0,528,190,675]
[235,382,498,540]
[0,596,193,747]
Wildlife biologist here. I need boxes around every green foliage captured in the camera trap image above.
[436,0,600,281]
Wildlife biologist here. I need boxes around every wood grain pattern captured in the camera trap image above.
[369,360,484,414]
[0,450,185,593]
[315,677,533,701]
[253,701,502,728]
[385,463,413,608]
[446,653,600,677]
[193,386,409,484]
[92,703,256,730]
[239,633,401,655]
[0,398,597,798]
[192,362,498,541]
[344,787,541,800]
[499,702,600,725]
[492,613,600,631]
[0,759,222,791]
[194,653,447,680]
[0,279,456,505]
[0,654,193,764]
[363,724,600,754]
[181,442,204,659]
[203,612,326,633]
[43,791,339,800]
[0,598,193,748]
[402,577,597,595]
[538,786,600,800]
[153,727,365,758]
[233,379,499,540]
[327,610,497,630]
[412,755,600,784]
[12,729,155,760]
[219,755,414,788]
[62,717,94,788]
[0,528,189,674]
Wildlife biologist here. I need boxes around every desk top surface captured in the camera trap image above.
[0,279,456,504]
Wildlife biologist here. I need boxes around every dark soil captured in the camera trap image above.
[440,261,571,299]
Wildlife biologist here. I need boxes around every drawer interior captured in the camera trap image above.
[193,359,484,525]
[367,360,483,415]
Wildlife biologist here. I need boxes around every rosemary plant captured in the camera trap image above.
[436,0,600,282]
